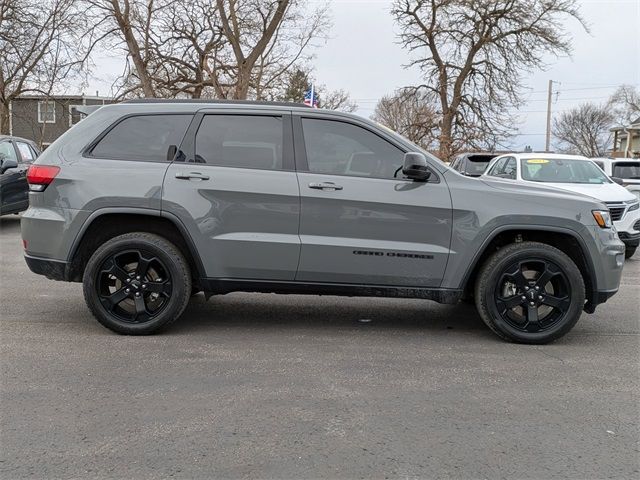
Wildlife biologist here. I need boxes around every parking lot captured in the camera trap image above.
[1,213,639,478]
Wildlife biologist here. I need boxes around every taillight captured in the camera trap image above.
[27,165,60,192]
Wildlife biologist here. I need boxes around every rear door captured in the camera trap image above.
[293,114,452,287]
[162,109,300,280]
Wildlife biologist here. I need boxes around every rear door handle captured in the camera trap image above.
[308,182,343,190]
[175,171,210,181]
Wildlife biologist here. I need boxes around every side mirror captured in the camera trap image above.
[0,157,18,174]
[610,176,624,186]
[402,152,431,181]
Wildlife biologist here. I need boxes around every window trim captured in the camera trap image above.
[183,111,295,172]
[293,114,439,183]
[37,101,56,124]
[83,112,195,163]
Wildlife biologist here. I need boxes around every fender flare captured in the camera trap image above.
[67,207,206,279]
[459,223,598,293]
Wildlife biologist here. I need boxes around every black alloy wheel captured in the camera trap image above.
[83,232,191,334]
[97,249,173,324]
[475,241,585,344]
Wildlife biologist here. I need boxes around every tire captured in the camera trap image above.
[474,241,585,344]
[83,232,192,335]
[625,246,637,259]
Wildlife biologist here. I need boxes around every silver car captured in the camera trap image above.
[21,100,625,343]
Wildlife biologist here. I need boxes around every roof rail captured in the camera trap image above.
[121,98,310,108]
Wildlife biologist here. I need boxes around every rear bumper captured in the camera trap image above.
[24,254,69,281]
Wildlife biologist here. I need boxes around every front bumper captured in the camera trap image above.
[24,254,70,281]
[618,231,640,248]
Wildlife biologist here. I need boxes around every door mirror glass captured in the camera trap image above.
[0,157,18,174]
[402,152,431,181]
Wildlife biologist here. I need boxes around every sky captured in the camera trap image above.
[85,0,640,151]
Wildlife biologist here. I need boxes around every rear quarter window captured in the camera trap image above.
[89,114,192,161]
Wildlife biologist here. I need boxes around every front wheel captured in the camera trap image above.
[475,241,585,344]
[83,232,192,334]
[625,246,637,259]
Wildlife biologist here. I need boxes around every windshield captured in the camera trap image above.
[520,158,611,184]
[613,162,640,179]
[466,159,491,174]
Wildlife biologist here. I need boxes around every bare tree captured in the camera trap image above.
[392,0,587,160]
[608,85,640,126]
[371,88,439,150]
[552,103,613,157]
[0,0,92,134]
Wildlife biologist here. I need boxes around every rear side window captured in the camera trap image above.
[16,141,36,163]
[195,115,284,170]
[90,114,192,161]
[613,162,640,179]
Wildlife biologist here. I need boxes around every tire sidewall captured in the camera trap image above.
[83,235,190,334]
[480,245,585,344]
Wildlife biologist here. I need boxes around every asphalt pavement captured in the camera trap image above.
[1,214,639,479]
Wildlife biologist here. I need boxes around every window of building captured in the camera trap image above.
[38,101,56,124]
[301,118,405,179]
[90,114,192,162]
[195,115,284,170]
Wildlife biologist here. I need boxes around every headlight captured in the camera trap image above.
[592,210,613,228]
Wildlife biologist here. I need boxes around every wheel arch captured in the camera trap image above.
[67,208,205,285]
[460,226,598,307]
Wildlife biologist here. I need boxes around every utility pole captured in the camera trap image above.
[545,79,556,152]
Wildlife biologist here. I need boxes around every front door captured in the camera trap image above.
[162,111,300,280]
[293,115,452,287]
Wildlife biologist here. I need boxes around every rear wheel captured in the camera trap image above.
[625,246,637,259]
[83,232,191,334]
[475,241,585,344]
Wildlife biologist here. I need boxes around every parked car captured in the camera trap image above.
[21,100,625,344]
[482,153,640,258]
[591,157,640,202]
[0,135,40,215]
[450,152,497,177]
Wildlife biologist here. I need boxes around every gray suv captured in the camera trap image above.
[21,100,626,343]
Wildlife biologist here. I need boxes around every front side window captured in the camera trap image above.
[613,161,640,179]
[521,158,611,184]
[195,115,284,170]
[301,118,405,179]
[15,142,36,163]
[487,157,507,176]
[91,115,192,162]
[0,141,18,163]
[38,101,56,123]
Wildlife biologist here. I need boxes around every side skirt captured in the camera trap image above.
[199,278,463,304]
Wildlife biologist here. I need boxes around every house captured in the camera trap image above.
[610,116,640,158]
[8,95,114,148]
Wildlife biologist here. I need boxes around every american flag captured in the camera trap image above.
[303,85,318,108]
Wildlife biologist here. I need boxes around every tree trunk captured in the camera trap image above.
[439,112,454,161]
[0,101,10,135]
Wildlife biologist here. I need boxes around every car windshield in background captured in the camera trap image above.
[520,158,611,184]
[613,162,640,179]
[467,155,494,174]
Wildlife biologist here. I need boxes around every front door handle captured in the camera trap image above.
[175,171,210,181]
[308,182,343,190]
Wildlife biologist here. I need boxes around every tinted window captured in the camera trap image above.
[16,142,35,163]
[613,162,640,179]
[301,118,404,179]
[195,115,283,170]
[91,115,192,161]
[0,141,17,162]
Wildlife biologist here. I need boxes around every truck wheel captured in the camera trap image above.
[474,241,585,344]
[625,246,637,259]
[83,232,191,335]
